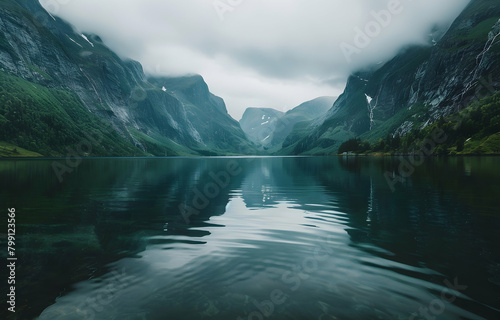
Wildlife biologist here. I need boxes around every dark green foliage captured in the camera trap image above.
[0,0,256,157]
[0,71,142,157]
[280,0,500,156]
[456,137,465,152]
[335,91,500,155]
[441,0,500,51]
[338,138,370,154]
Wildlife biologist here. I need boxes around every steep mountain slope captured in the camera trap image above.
[270,96,335,147]
[239,108,285,146]
[284,0,500,155]
[0,0,254,157]
[148,75,252,155]
[240,97,334,148]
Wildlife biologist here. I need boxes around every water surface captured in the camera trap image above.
[1,157,499,319]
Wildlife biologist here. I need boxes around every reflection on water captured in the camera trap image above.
[0,157,499,319]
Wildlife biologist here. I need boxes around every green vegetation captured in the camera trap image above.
[286,78,370,156]
[336,91,500,156]
[338,138,371,154]
[0,141,42,157]
[443,17,499,52]
[441,0,500,52]
[361,102,431,144]
[0,70,142,157]
[1,0,498,159]
[128,127,197,157]
[27,64,53,81]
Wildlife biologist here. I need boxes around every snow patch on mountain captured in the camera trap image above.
[365,94,373,104]
[81,34,94,47]
[67,36,83,48]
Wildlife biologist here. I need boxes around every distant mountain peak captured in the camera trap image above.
[240,97,335,148]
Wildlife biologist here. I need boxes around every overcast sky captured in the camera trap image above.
[40,0,470,120]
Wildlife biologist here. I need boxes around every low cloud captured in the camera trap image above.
[41,0,471,119]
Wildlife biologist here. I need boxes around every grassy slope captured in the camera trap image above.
[0,70,142,157]
[128,127,200,157]
[1,1,226,158]
[0,68,203,157]
[441,0,500,52]
[158,76,256,155]
[335,91,500,156]
[411,91,500,156]
[0,141,42,157]
[290,1,500,157]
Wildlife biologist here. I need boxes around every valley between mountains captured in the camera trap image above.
[1,0,499,158]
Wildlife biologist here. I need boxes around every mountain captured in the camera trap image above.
[282,0,500,155]
[239,107,285,147]
[148,75,255,155]
[0,0,255,157]
[2,0,498,158]
[240,97,334,149]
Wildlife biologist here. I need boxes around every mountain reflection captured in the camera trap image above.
[1,157,499,319]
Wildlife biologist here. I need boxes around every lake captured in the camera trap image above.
[1,156,499,320]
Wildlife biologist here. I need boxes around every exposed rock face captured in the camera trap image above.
[240,97,334,148]
[240,108,285,146]
[285,0,500,155]
[270,97,335,147]
[0,0,254,156]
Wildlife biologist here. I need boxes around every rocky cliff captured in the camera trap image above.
[239,107,285,147]
[0,0,254,156]
[240,97,334,149]
[284,0,500,155]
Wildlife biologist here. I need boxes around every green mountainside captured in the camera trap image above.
[1,0,499,158]
[239,97,334,150]
[280,0,500,156]
[0,0,255,157]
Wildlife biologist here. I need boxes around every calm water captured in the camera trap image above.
[1,157,499,320]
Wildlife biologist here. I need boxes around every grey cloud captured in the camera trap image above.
[40,0,471,120]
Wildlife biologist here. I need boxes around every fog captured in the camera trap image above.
[40,0,471,120]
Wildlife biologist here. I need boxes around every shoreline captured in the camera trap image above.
[1,153,500,160]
